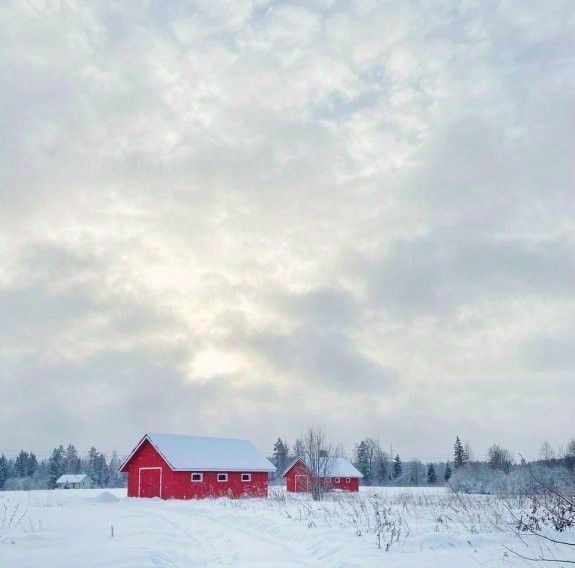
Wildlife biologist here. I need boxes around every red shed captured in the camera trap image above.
[283,457,362,492]
[119,433,276,499]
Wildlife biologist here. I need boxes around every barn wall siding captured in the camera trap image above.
[125,440,268,499]
[285,461,311,492]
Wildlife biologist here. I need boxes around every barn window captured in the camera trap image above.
[241,473,251,482]
[346,478,351,483]
[335,478,340,484]
[217,473,228,482]
[191,473,203,482]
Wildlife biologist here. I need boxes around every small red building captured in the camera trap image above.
[119,433,276,499]
[283,457,362,492]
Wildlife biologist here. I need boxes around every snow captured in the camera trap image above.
[94,491,120,503]
[0,486,559,567]
[56,474,88,484]
[122,433,276,472]
[322,457,362,478]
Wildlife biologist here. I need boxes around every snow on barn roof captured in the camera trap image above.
[282,457,363,478]
[122,433,276,472]
[326,457,363,478]
[56,474,88,483]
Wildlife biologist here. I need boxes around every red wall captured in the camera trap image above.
[285,460,311,492]
[324,476,359,492]
[284,460,359,493]
[124,440,269,499]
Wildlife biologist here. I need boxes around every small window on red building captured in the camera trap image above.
[217,473,228,482]
[346,477,351,483]
[241,473,251,482]
[335,478,340,483]
[191,473,203,482]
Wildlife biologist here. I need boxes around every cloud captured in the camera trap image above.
[0,0,573,458]
[361,234,575,316]
[246,326,394,392]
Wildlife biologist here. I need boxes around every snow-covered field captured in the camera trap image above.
[0,486,569,567]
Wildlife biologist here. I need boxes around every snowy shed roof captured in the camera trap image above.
[56,474,88,484]
[121,433,276,472]
[283,457,363,478]
[325,458,363,478]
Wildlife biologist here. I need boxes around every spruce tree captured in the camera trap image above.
[426,463,437,484]
[14,451,29,477]
[87,447,99,485]
[0,454,9,489]
[444,462,452,482]
[28,453,38,477]
[354,441,374,485]
[454,436,466,468]
[272,438,290,476]
[392,454,402,480]
[374,450,389,485]
[108,452,122,487]
[65,444,81,474]
[48,446,65,488]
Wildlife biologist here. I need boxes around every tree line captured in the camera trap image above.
[0,444,126,491]
[268,433,575,492]
[2,434,573,493]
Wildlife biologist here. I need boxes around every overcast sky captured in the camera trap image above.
[1,0,574,461]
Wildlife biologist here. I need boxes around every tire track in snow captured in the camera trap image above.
[136,502,315,566]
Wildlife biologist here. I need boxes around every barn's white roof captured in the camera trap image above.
[283,457,363,478]
[56,474,88,483]
[325,457,363,478]
[124,433,276,472]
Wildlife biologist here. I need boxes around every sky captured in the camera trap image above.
[1,0,574,462]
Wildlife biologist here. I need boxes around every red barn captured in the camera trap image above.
[119,433,275,499]
[283,457,362,492]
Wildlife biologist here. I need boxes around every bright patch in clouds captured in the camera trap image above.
[191,348,246,379]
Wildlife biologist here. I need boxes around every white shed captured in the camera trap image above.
[56,474,91,489]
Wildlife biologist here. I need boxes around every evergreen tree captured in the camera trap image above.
[87,447,109,487]
[65,444,81,474]
[108,452,123,487]
[87,447,99,485]
[0,454,9,489]
[454,436,466,469]
[354,440,375,485]
[14,451,30,477]
[426,463,437,484]
[374,449,389,485]
[48,446,65,488]
[98,453,110,487]
[28,453,38,477]
[392,454,402,480]
[444,462,452,482]
[272,438,290,476]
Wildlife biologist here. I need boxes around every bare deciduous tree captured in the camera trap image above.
[295,427,334,501]
[539,440,555,463]
[505,460,575,564]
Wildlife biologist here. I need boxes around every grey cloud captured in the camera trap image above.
[521,331,575,373]
[363,235,575,315]
[0,349,208,452]
[268,287,359,328]
[247,327,394,392]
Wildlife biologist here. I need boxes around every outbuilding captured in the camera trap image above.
[283,457,362,492]
[56,474,91,489]
[119,433,276,499]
